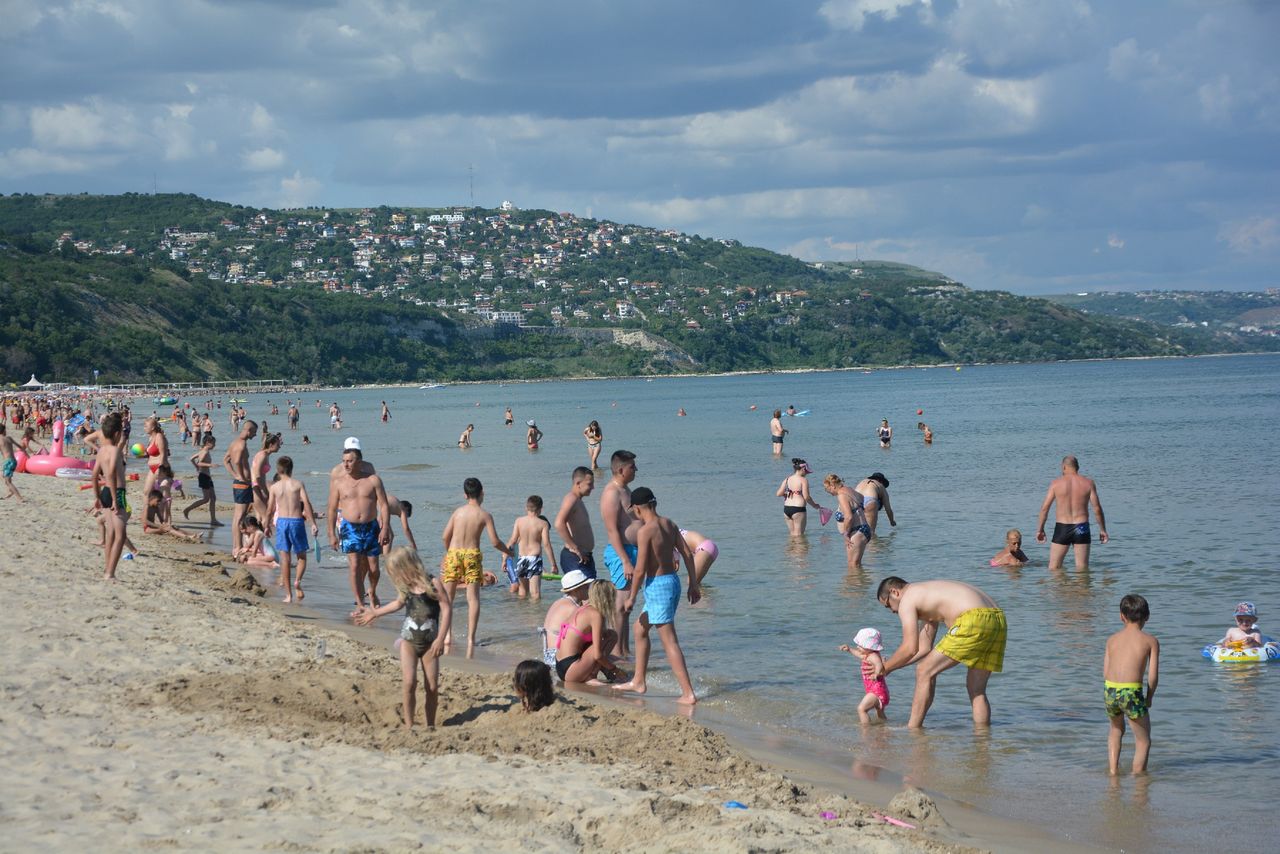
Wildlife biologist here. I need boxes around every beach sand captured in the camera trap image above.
[2,476,999,852]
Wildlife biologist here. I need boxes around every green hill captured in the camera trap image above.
[1,192,1273,385]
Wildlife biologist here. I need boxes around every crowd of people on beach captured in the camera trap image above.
[2,387,1263,776]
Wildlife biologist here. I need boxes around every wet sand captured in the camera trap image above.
[2,475,1043,852]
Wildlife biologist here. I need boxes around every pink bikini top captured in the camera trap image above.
[555,605,593,651]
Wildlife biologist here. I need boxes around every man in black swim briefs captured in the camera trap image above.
[1036,454,1108,570]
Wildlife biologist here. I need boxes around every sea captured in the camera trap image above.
[185,353,1279,852]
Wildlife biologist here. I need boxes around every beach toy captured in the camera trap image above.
[1202,639,1280,664]
[155,396,178,406]
[873,813,916,829]
[127,472,140,481]
[314,538,322,563]
[23,419,93,477]
[917,409,923,415]
[129,443,147,458]
[723,801,748,810]
[55,467,93,480]
[749,405,757,410]
[79,483,95,491]
[818,506,834,526]
[820,811,837,821]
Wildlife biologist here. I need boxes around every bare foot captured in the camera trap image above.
[103,573,117,582]
[676,694,698,706]
[283,593,293,603]
[611,680,646,694]
[294,584,304,600]
[369,592,381,608]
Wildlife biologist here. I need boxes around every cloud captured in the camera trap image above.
[278,170,321,207]
[0,146,95,177]
[30,100,136,150]
[1219,217,1280,254]
[243,146,285,171]
[819,0,930,32]
[1107,234,1125,250]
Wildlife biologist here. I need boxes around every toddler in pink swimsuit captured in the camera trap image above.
[840,627,889,723]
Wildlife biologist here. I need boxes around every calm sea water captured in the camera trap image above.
[194,355,1279,852]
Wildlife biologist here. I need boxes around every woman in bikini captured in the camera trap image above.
[823,473,873,570]
[251,432,282,525]
[855,472,895,535]
[141,416,169,501]
[776,458,820,536]
[678,529,719,584]
[583,420,603,470]
[554,572,627,684]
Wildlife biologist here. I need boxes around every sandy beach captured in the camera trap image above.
[0,474,1029,853]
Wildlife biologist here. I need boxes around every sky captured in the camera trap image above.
[1,0,1278,294]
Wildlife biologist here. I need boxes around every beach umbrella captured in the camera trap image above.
[21,374,44,388]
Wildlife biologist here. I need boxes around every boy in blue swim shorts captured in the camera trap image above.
[265,456,319,604]
[611,487,702,705]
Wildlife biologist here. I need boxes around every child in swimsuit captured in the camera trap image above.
[234,516,279,569]
[990,529,1029,567]
[1218,601,1264,649]
[354,548,453,729]
[513,659,555,712]
[841,627,889,723]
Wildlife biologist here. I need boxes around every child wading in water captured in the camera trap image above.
[840,627,889,723]
[355,548,452,729]
[513,660,555,712]
[1103,594,1159,775]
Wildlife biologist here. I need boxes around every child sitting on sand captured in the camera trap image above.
[354,548,452,729]
[513,660,555,712]
[1103,594,1159,775]
[840,627,889,723]
[234,516,278,569]
[1218,602,1264,648]
[990,529,1029,567]
[143,489,203,543]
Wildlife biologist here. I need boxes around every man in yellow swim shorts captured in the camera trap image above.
[440,477,513,653]
[877,576,1007,729]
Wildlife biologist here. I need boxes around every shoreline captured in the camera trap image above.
[2,474,1090,852]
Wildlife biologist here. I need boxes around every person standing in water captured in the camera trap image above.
[583,420,603,470]
[770,409,787,456]
[526,420,543,451]
[1036,454,1108,570]
[877,418,892,448]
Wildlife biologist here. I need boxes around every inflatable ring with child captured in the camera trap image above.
[1201,639,1280,664]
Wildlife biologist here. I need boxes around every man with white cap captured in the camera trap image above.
[327,436,390,611]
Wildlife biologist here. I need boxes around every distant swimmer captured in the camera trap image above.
[526,420,542,451]
[1036,454,1108,570]
[877,418,892,448]
[504,407,514,427]
[677,408,687,417]
[786,405,797,416]
[770,409,787,456]
[878,577,1006,728]
[381,400,391,422]
[923,425,933,445]
[458,424,474,449]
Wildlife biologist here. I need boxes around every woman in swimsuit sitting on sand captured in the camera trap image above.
[554,570,627,685]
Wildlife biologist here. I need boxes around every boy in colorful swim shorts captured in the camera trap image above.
[506,494,558,602]
[440,477,513,653]
[0,423,22,502]
[1103,593,1159,775]
[878,576,1006,729]
[612,487,701,705]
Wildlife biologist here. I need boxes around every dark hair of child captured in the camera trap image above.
[513,660,555,712]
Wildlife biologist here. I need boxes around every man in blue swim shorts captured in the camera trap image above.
[600,450,640,656]
[611,487,702,705]
[327,439,390,611]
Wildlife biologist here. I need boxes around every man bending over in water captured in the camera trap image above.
[878,576,1006,729]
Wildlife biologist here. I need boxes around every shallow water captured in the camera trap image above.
[189,354,1279,852]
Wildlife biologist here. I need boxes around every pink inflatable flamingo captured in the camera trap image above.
[23,419,93,477]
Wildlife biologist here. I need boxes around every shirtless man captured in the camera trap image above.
[287,402,299,431]
[612,487,701,704]
[440,477,513,652]
[877,577,1006,728]
[91,412,128,580]
[555,466,597,580]
[327,442,390,610]
[265,455,319,603]
[770,409,787,456]
[600,450,640,657]
[386,494,417,551]
[507,495,558,601]
[222,420,258,552]
[1036,455,1108,570]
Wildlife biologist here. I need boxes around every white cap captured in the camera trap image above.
[854,627,883,651]
[560,570,595,592]
[343,436,362,451]
[526,419,536,427]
